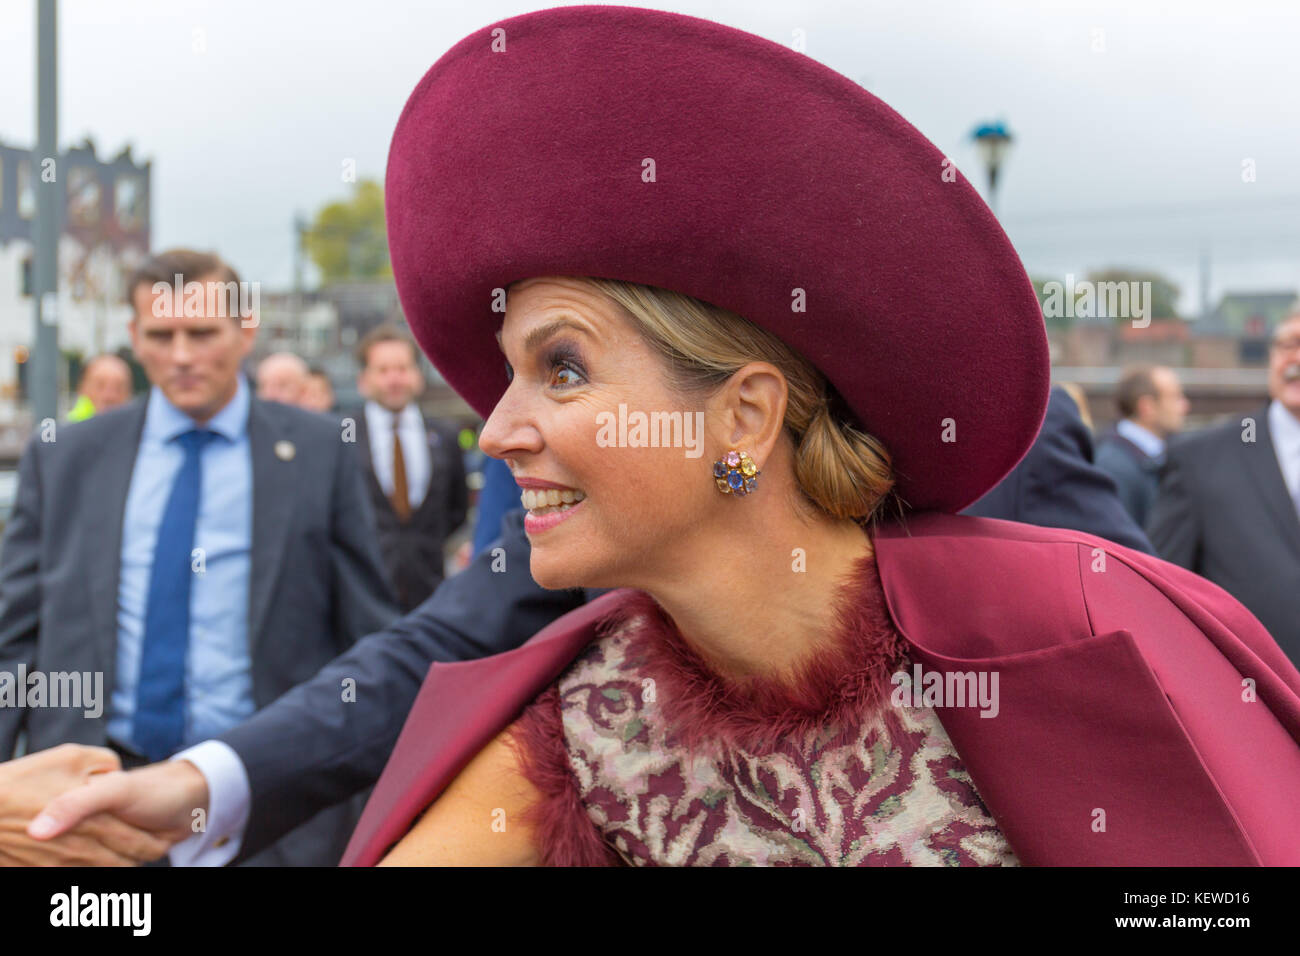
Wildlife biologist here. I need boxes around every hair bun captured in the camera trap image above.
[793,398,895,522]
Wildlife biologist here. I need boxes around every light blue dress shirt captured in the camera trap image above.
[1116,417,1166,460]
[363,400,431,510]
[108,376,256,751]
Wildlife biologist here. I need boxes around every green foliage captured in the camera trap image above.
[1030,269,1182,327]
[1086,268,1181,322]
[303,179,391,281]
[1029,275,1067,328]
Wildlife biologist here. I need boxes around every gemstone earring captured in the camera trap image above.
[712,449,760,497]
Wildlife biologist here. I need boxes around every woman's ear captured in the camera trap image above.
[707,362,788,465]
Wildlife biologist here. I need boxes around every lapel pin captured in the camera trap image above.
[275,440,296,461]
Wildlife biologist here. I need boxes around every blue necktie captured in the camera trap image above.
[133,428,216,761]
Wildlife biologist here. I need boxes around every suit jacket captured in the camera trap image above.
[1094,427,1162,529]
[350,408,469,613]
[342,512,1300,866]
[1147,403,1300,666]
[0,390,400,864]
[214,506,587,863]
[963,386,1154,554]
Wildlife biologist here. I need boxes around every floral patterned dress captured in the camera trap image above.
[508,553,1018,866]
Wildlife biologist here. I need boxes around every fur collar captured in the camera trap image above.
[594,550,909,756]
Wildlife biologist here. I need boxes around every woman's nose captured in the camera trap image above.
[478,388,543,460]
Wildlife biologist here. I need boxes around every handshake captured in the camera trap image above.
[0,744,212,866]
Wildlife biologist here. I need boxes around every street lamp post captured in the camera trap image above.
[31,0,60,426]
[971,121,1013,218]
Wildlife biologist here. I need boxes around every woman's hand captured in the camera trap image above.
[378,723,542,866]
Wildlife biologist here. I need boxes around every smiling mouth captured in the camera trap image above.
[1284,365,1300,383]
[521,487,587,516]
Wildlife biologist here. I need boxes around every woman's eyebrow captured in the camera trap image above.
[496,317,592,354]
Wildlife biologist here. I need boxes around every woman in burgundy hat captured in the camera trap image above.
[343,5,1300,866]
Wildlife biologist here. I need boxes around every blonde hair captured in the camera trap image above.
[579,277,896,524]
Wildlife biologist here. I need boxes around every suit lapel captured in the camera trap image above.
[88,399,150,675]
[247,398,298,656]
[355,406,440,521]
[409,417,441,521]
[1111,431,1162,472]
[1241,404,1300,557]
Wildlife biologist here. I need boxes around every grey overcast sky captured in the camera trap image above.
[2,0,1298,315]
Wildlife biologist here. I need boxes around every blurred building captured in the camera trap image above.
[253,279,473,420]
[0,136,151,425]
[319,279,405,347]
[1045,287,1298,431]
[1199,291,1298,365]
[1047,288,1298,372]
[255,290,340,359]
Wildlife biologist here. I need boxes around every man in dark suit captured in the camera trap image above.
[1148,314,1300,666]
[26,505,573,863]
[349,325,468,613]
[1094,364,1188,528]
[0,249,399,866]
[23,379,1159,863]
[963,384,1154,553]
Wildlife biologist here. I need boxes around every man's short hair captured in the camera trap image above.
[1116,365,1160,419]
[125,249,240,307]
[355,323,420,370]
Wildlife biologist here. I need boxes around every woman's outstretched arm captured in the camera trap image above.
[378,723,542,866]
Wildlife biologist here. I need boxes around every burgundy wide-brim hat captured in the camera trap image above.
[386,4,1049,512]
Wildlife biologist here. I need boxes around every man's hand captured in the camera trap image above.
[0,744,173,866]
[27,757,210,858]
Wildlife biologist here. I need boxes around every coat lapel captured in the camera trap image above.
[888,632,1259,865]
[409,417,441,521]
[87,399,150,677]
[341,590,625,866]
[1241,404,1300,557]
[351,409,382,503]
[873,512,1299,866]
[246,398,299,656]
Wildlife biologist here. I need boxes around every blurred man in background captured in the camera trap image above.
[0,248,397,865]
[254,352,310,406]
[67,354,133,422]
[350,324,468,613]
[1148,314,1300,666]
[962,385,1154,553]
[1095,365,1188,528]
[301,366,335,414]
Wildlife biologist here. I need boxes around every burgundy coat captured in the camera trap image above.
[342,513,1300,866]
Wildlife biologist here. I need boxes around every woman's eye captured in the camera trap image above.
[550,362,584,388]
[504,360,514,383]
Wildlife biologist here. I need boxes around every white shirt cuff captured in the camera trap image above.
[166,740,251,867]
